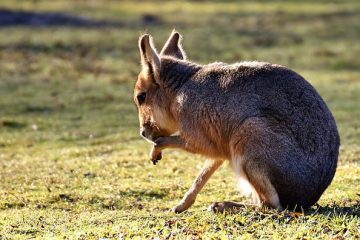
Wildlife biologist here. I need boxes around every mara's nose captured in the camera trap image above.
[140,128,146,138]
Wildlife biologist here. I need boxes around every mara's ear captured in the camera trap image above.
[160,30,186,60]
[139,34,161,82]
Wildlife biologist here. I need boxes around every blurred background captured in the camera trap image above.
[0,0,359,238]
[0,0,359,145]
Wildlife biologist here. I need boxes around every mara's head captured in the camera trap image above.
[134,31,186,142]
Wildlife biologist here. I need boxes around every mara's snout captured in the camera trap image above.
[139,125,161,143]
[133,31,340,213]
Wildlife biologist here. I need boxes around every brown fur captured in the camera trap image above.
[134,31,340,213]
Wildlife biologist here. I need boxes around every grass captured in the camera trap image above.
[0,0,359,239]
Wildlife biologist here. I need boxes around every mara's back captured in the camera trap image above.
[179,61,340,208]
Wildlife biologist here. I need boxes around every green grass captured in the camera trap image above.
[0,0,359,239]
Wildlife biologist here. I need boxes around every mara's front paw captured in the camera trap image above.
[150,147,162,165]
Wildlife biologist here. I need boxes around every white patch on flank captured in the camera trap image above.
[232,156,254,197]
[237,176,253,197]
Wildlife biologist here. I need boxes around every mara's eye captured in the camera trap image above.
[137,92,146,105]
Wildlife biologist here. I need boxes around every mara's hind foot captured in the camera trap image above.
[208,201,259,213]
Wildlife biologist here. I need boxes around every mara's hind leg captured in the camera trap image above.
[243,158,283,211]
[210,156,283,213]
[209,181,282,213]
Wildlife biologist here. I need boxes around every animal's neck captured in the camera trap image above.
[160,57,201,93]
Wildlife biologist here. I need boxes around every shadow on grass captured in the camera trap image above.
[0,120,27,129]
[0,8,163,28]
[119,189,169,200]
[0,8,120,27]
[85,190,169,210]
[309,202,360,218]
